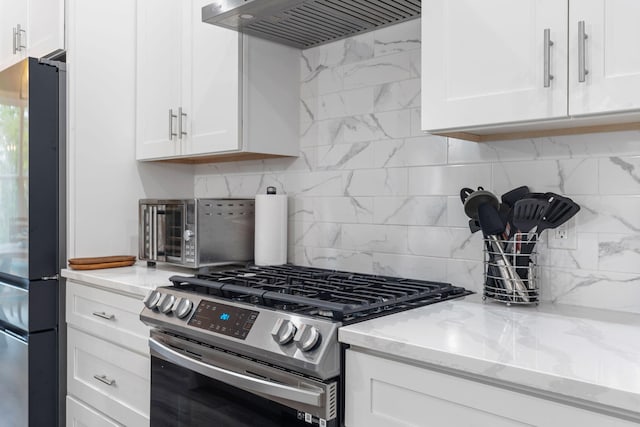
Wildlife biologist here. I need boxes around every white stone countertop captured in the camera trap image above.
[339,294,640,417]
[61,263,195,297]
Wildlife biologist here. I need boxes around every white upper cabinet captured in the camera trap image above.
[136,0,299,162]
[0,0,28,69]
[0,0,63,71]
[183,0,240,156]
[26,0,64,59]
[136,0,183,159]
[422,0,568,131]
[569,0,640,116]
[422,0,640,140]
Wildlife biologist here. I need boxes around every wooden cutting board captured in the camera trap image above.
[68,256,136,270]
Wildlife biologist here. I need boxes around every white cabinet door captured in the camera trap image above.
[183,0,240,156]
[66,281,150,355]
[26,0,64,59]
[0,0,27,70]
[569,0,640,116]
[421,0,568,131]
[346,349,638,427]
[136,0,183,160]
[67,327,150,427]
[66,396,122,427]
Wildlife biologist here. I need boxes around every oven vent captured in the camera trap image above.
[327,381,337,420]
[202,0,421,49]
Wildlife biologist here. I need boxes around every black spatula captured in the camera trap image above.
[510,198,551,280]
[538,195,581,232]
[512,198,550,234]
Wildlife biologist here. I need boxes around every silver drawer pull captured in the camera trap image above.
[93,374,116,386]
[543,28,554,88]
[578,20,589,82]
[92,311,115,320]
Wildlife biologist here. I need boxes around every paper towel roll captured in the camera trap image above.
[254,187,288,266]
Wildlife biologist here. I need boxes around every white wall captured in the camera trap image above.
[194,19,640,314]
[66,0,194,258]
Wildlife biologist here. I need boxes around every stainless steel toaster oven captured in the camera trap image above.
[139,199,255,268]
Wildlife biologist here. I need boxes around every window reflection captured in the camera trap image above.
[0,60,29,277]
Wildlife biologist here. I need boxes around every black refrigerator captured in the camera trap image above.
[0,57,66,427]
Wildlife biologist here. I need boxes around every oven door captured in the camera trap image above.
[149,332,338,427]
[140,202,185,264]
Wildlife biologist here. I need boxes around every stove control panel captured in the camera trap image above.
[140,287,342,379]
[188,300,259,340]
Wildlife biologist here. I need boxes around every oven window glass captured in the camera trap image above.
[162,204,183,260]
[151,356,323,427]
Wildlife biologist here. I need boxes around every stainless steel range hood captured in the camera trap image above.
[202,0,420,49]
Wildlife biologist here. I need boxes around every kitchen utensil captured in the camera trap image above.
[461,187,500,219]
[512,198,550,235]
[498,186,531,233]
[509,198,550,279]
[478,203,530,303]
[519,193,581,252]
[501,185,530,208]
[468,218,482,233]
[538,195,581,232]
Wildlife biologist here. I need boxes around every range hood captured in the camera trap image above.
[202,0,420,49]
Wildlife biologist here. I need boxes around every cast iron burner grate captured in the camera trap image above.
[169,265,471,323]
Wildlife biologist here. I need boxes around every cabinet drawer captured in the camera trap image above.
[66,395,123,427]
[66,280,150,354]
[67,327,150,427]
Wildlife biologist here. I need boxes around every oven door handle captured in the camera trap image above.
[149,338,323,407]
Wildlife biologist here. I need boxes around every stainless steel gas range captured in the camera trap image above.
[140,265,471,427]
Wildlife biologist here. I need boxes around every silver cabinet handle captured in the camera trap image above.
[543,28,554,88]
[92,311,115,320]
[578,20,589,82]
[168,109,177,140]
[93,374,115,386]
[149,338,323,407]
[178,107,187,139]
[14,24,25,53]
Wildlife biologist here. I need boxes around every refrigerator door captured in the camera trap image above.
[0,58,61,283]
[0,279,57,333]
[0,60,30,279]
[0,329,28,427]
[0,281,28,332]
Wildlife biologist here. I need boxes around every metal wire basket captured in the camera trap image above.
[482,233,539,306]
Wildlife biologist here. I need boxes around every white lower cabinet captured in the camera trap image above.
[345,349,636,427]
[66,280,151,427]
[66,396,122,427]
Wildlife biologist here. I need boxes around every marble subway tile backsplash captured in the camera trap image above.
[195,19,640,314]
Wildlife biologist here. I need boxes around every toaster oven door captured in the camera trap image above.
[140,202,185,263]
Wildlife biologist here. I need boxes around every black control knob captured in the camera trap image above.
[294,324,321,352]
[143,290,161,310]
[271,319,297,345]
[159,294,176,314]
[173,298,194,319]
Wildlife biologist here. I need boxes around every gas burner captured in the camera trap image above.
[170,264,471,323]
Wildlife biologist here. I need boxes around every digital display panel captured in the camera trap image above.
[188,300,259,340]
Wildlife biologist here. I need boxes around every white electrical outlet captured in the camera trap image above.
[547,218,577,250]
